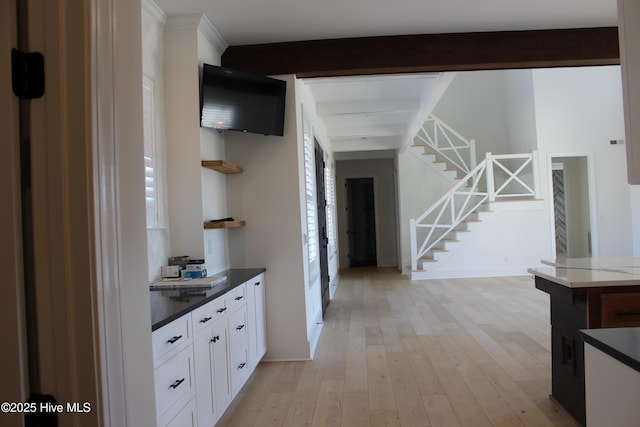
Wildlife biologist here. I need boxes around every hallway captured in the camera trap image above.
[217,268,577,426]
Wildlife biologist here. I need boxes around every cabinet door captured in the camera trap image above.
[193,329,216,427]
[211,319,232,417]
[194,318,231,427]
[247,274,267,370]
[254,275,267,361]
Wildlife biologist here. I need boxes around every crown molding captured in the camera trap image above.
[165,14,228,54]
[142,0,166,25]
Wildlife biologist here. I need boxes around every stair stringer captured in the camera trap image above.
[409,199,548,280]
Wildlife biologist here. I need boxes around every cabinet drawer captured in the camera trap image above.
[153,315,192,364]
[159,396,197,427]
[601,293,640,328]
[228,307,248,350]
[191,297,226,335]
[229,345,250,396]
[154,346,195,419]
[226,284,246,312]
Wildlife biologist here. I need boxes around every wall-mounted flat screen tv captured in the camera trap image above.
[200,64,286,136]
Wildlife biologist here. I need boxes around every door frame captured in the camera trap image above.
[0,1,29,423]
[546,152,599,258]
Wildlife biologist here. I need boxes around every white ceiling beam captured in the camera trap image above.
[315,98,421,117]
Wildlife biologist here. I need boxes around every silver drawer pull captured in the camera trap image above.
[166,335,182,344]
[169,378,185,389]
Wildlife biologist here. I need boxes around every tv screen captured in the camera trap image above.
[200,64,286,136]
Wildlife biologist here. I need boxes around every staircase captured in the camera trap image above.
[407,115,541,279]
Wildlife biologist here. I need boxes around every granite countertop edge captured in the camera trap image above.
[150,267,266,331]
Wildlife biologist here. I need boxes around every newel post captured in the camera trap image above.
[469,139,477,169]
[410,218,418,271]
[532,150,541,199]
[485,152,495,202]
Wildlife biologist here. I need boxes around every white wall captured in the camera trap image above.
[226,75,317,360]
[533,66,633,257]
[335,157,398,268]
[432,70,513,159]
[163,15,229,275]
[504,70,538,153]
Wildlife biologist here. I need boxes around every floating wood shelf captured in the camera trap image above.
[201,160,243,174]
[203,220,246,229]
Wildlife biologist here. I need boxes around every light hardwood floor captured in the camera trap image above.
[217,267,579,427]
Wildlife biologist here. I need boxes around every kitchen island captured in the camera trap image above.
[528,257,640,426]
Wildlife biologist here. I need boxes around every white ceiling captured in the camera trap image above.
[303,73,454,152]
[154,0,618,153]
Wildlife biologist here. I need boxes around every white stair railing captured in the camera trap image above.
[414,115,477,175]
[410,151,539,271]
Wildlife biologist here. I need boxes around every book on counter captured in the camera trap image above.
[149,275,227,290]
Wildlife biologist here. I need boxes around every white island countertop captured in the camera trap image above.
[528,257,640,288]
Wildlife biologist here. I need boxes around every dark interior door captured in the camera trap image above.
[314,139,330,316]
[346,178,377,267]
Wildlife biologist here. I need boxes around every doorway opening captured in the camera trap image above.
[345,177,377,267]
[550,156,594,259]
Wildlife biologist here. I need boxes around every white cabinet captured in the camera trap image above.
[191,281,256,426]
[246,273,267,371]
[152,273,266,427]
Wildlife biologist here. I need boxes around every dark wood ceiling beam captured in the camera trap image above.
[221,27,619,78]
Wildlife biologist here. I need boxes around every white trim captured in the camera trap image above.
[165,14,228,53]
[94,0,157,425]
[93,0,126,424]
[142,0,166,25]
[198,14,228,53]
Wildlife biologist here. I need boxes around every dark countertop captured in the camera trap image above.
[150,268,265,331]
[580,327,640,373]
